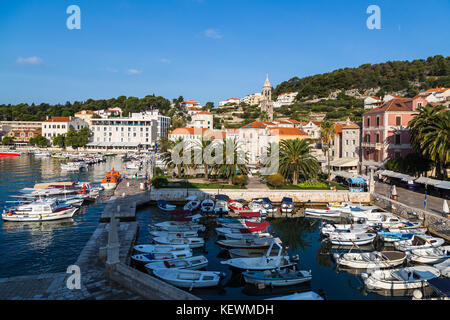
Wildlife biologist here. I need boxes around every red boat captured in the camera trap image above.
[239,211,261,218]
[228,200,247,212]
[0,152,20,157]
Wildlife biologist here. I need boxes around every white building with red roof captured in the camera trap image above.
[364,96,383,110]
[219,98,240,107]
[42,116,88,142]
[181,100,201,109]
[189,111,214,129]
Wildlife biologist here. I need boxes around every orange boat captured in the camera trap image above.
[105,168,122,179]
[102,168,121,190]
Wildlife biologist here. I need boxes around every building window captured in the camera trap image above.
[365,135,370,143]
[376,133,380,143]
[376,117,380,127]
[366,118,370,127]
[396,116,401,126]
[395,134,401,145]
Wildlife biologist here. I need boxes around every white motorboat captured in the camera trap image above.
[131,250,193,265]
[378,231,427,243]
[408,246,450,264]
[266,291,324,300]
[243,268,312,287]
[378,216,422,230]
[1,199,78,222]
[305,208,342,218]
[221,240,297,271]
[216,238,272,251]
[327,231,377,246]
[394,235,445,252]
[156,200,177,211]
[152,236,205,249]
[151,221,206,232]
[144,255,208,275]
[229,248,279,258]
[133,244,190,254]
[184,199,201,212]
[350,211,390,223]
[200,199,215,214]
[328,202,378,212]
[320,222,369,236]
[126,161,142,170]
[248,199,265,212]
[281,197,294,214]
[61,162,88,172]
[214,200,228,215]
[33,150,51,157]
[149,230,198,238]
[152,269,225,288]
[434,258,450,278]
[361,265,441,290]
[334,250,407,269]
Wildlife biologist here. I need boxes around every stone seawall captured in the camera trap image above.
[150,188,372,203]
[373,193,450,241]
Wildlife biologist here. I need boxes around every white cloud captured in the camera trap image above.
[204,29,222,39]
[126,69,142,75]
[17,56,44,66]
[160,58,171,64]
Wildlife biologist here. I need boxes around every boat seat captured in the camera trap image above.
[178,273,201,280]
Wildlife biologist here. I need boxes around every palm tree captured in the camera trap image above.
[192,138,216,180]
[215,138,249,184]
[419,111,450,179]
[161,137,192,178]
[278,139,320,185]
[157,136,171,153]
[408,104,445,153]
[320,121,335,185]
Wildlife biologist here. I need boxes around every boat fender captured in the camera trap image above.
[361,273,369,280]
[164,261,171,268]
[8,212,13,216]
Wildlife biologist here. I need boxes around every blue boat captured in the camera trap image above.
[378,232,424,242]
[281,197,294,214]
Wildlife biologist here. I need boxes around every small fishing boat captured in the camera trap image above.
[281,197,294,214]
[216,221,270,238]
[152,269,225,288]
[378,231,426,243]
[101,176,118,190]
[224,232,273,241]
[408,246,450,264]
[157,200,177,211]
[243,269,312,287]
[152,236,205,249]
[151,221,206,232]
[248,198,265,212]
[434,259,450,278]
[133,244,190,254]
[183,198,201,212]
[394,235,445,252]
[1,199,78,222]
[320,222,369,235]
[149,230,198,238]
[221,240,297,271]
[216,238,272,250]
[214,200,228,216]
[266,291,324,300]
[350,211,389,223]
[305,208,342,218]
[131,250,193,265]
[229,248,279,258]
[144,255,209,275]
[328,202,378,212]
[334,250,407,269]
[228,200,246,212]
[361,265,440,290]
[200,199,214,214]
[327,231,377,246]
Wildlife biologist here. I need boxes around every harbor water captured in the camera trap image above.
[0,155,431,300]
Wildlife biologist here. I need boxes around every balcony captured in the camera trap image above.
[361,142,382,150]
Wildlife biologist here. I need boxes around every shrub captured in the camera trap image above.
[232,175,248,186]
[267,173,284,188]
[150,176,168,189]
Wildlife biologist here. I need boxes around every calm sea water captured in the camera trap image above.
[0,155,416,299]
[135,207,415,300]
[0,154,124,278]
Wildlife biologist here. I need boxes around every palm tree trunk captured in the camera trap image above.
[327,147,331,186]
[177,165,181,178]
[204,164,208,180]
[293,171,298,185]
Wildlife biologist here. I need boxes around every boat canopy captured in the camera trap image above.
[348,176,366,185]
[427,278,450,297]
[215,194,230,201]
[282,197,293,203]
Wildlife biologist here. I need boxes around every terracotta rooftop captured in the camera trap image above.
[44,117,71,123]
[363,98,413,115]
[169,127,208,135]
[269,127,308,136]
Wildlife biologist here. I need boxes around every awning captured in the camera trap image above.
[329,158,359,168]
[348,176,367,185]
[414,177,442,187]
[436,180,450,190]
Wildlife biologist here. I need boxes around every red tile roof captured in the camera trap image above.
[44,117,71,123]
[269,127,308,136]
[363,98,413,115]
[169,128,208,135]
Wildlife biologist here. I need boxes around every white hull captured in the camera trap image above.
[266,291,323,300]
[434,258,450,278]
[101,182,117,190]
[145,255,208,274]
[408,246,450,264]
[134,244,190,254]
[221,256,294,271]
[394,235,445,252]
[334,251,406,269]
[149,230,198,238]
[306,209,341,217]
[362,266,440,290]
[328,232,376,246]
[2,207,77,222]
[243,270,312,287]
[153,269,223,288]
[152,236,205,248]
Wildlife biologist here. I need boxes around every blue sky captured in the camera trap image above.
[0,0,449,106]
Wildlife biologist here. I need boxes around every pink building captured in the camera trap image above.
[361,96,428,171]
